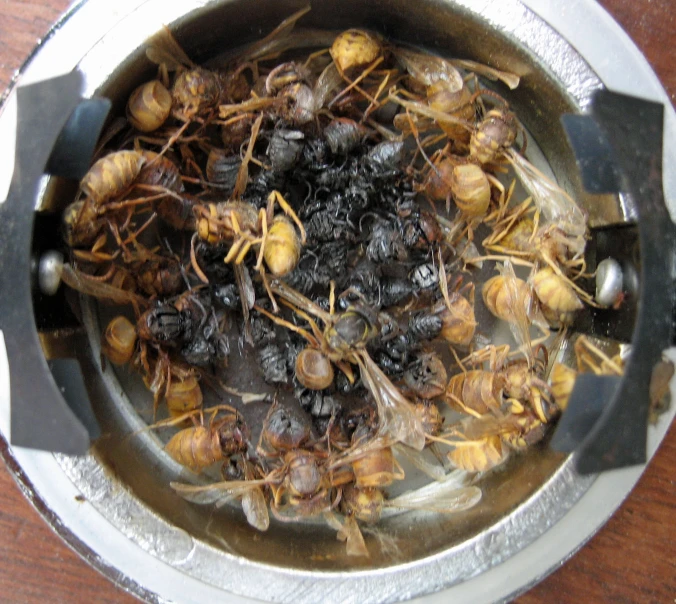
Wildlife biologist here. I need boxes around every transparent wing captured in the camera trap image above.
[382,472,481,516]
[312,62,343,111]
[392,46,464,90]
[357,352,426,451]
[506,149,587,239]
[394,444,446,481]
[450,59,520,89]
[241,487,270,531]
[324,512,370,558]
[61,264,146,308]
[233,6,311,63]
[170,478,268,505]
[145,25,195,70]
[498,259,534,361]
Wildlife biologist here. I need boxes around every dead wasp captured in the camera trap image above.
[126,80,173,132]
[258,342,290,385]
[267,129,305,172]
[163,409,249,473]
[441,409,547,473]
[80,150,147,206]
[259,402,313,454]
[469,108,519,165]
[425,157,493,219]
[256,280,426,450]
[101,315,138,365]
[193,190,306,279]
[404,351,448,399]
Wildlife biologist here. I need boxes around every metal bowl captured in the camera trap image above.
[0,1,674,603]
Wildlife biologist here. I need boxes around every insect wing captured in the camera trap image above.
[394,444,446,481]
[324,512,369,558]
[241,487,270,531]
[393,47,463,90]
[170,478,268,506]
[234,5,311,63]
[145,25,195,70]
[313,63,343,111]
[388,90,471,130]
[498,260,534,360]
[61,264,146,308]
[357,352,426,451]
[450,59,520,89]
[506,149,586,239]
[387,485,482,514]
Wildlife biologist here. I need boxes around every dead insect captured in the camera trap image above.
[172,67,222,119]
[295,347,335,390]
[469,108,518,165]
[126,80,172,132]
[330,29,383,75]
[80,150,146,206]
[258,342,290,384]
[531,266,583,327]
[194,190,306,279]
[165,410,249,472]
[257,280,426,450]
[324,118,368,155]
[404,351,448,399]
[101,315,138,365]
[366,220,408,264]
[268,129,305,172]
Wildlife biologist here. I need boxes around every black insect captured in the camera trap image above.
[258,342,289,384]
[324,118,365,155]
[139,304,186,345]
[403,351,447,399]
[192,240,237,284]
[283,337,305,374]
[181,328,229,367]
[284,264,317,295]
[396,198,442,250]
[372,333,410,378]
[362,141,404,174]
[300,137,329,170]
[212,283,241,310]
[295,384,340,419]
[268,129,305,172]
[408,310,443,343]
[338,259,381,310]
[250,309,277,347]
[380,276,413,308]
[206,150,241,191]
[243,168,288,205]
[312,241,349,286]
[366,220,407,264]
[410,262,439,293]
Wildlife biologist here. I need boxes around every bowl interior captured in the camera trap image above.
[36,0,625,577]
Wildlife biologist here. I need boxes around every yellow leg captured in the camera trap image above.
[329,281,336,316]
[267,190,306,243]
[224,236,247,264]
[235,238,258,265]
[255,207,268,271]
[254,304,319,348]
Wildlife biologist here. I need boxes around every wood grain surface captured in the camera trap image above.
[0,1,674,602]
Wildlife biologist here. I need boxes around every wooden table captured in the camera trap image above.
[0,1,673,602]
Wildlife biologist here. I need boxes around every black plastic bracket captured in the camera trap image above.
[0,70,110,454]
[554,89,676,474]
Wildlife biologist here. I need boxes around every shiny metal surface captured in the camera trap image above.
[0,0,674,603]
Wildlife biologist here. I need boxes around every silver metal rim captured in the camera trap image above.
[0,0,674,602]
